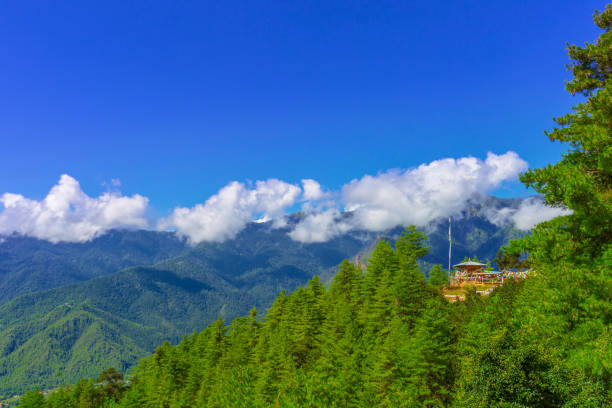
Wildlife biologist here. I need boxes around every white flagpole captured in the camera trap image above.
[448,217,452,285]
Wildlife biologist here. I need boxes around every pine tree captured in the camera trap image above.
[18,389,46,408]
[316,259,364,406]
[46,387,74,408]
[519,4,612,263]
[193,318,227,406]
[253,291,293,405]
[361,240,397,301]
[398,297,453,407]
[96,368,126,403]
[329,259,362,304]
[392,226,430,327]
[427,264,448,288]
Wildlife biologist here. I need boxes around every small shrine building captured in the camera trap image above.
[452,259,502,285]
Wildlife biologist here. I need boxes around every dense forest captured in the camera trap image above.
[0,198,522,397]
[13,4,612,407]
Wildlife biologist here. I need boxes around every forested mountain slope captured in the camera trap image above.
[0,198,523,396]
[0,230,188,304]
[0,266,237,395]
[0,221,372,396]
[94,228,460,408]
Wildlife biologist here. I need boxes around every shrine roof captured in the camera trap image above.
[453,261,486,267]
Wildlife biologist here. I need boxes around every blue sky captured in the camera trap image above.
[0,0,604,215]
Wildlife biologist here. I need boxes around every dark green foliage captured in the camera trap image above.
[26,371,130,408]
[18,389,45,408]
[427,264,448,288]
[455,6,612,406]
[75,228,453,407]
[96,368,126,403]
[519,4,612,263]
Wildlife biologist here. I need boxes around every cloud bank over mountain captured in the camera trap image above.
[286,152,530,243]
[485,196,572,231]
[340,151,527,232]
[288,209,353,243]
[0,152,569,244]
[0,175,148,243]
[158,179,302,244]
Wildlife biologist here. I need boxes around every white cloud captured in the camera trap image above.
[1,151,531,244]
[159,179,301,244]
[287,151,527,242]
[484,206,515,227]
[101,178,122,190]
[0,174,149,243]
[486,197,572,231]
[301,179,326,201]
[341,151,527,231]
[288,209,352,243]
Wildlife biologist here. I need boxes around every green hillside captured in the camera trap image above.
[0,223,372,396]
[0,266,233,396]
[0,206,522,396]
[0,230,187,304]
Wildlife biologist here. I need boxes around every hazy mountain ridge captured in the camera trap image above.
[422,196,524,268]
[0,230,188,304]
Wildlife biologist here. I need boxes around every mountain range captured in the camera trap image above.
[0,196,524,396]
